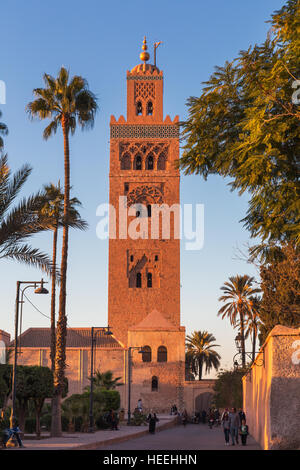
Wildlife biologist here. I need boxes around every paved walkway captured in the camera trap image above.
[103,422,261,450]
[5,415,176,450]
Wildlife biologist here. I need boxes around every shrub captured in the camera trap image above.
[25,417,36,434]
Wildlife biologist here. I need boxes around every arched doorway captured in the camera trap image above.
[195,392,214,412]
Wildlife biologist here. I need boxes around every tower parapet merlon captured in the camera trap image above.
[110,115,179,125]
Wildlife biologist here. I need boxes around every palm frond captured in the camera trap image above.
[1,244,55,276]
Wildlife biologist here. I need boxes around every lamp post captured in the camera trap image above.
[10,279,48,427]
[127,346,144,426]
[88,326,113,433]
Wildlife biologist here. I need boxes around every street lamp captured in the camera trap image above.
[88,326,113,433]
[10,279,48,427]
[233,332,264,368]
[127,346,144,426]
[235,334,243,353]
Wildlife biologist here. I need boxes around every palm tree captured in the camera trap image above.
[185,331,221,380]
[0,154,53,273]
[39,182,88,372]
[0,110,8,151]
[27,67,97,436]
[218,275,261,367]
[84,370,123,393]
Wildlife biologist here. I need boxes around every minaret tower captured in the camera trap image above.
[108,37,185,412]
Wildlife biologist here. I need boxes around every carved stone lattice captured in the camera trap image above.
[111,125,179,139]
[135,82,155,103]
[127,185,163,207]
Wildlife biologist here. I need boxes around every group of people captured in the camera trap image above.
[221,407,249,446]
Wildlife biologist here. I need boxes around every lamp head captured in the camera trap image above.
[34,279,49,295]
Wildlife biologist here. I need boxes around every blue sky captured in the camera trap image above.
[1,0,285,376]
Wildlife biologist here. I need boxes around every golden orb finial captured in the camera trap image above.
[140,36,150,63]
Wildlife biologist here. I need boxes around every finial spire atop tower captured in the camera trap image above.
[139,36,150,64]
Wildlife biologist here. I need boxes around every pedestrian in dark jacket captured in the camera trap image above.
[147,412,159,434]
[107,410,119,430]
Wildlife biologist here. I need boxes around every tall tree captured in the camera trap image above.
[0,155,53,273]
[27,67,97,436]
[185,331,221,380]
[259,243,300,343]
[39,183,88,371]
[0,110,8,152]
[218,275,260,366]
[179,0,300,246]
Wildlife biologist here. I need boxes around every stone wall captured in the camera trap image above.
[242,325,300,450]
[127,328,186,414]
[16,347,126,401]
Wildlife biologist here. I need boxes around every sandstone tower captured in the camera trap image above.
[108,38,185,411]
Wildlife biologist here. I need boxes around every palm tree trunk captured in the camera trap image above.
[51,116,70,437]
[239,309,246,367]
[252,324,256,363]
[50,225,58,371]
[198,358,203,380]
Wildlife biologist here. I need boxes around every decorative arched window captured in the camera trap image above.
[136,272,142,288]
[147,272,152,288]
[142,345,152,362]
[121,153,131,170]
[157,153,166,170]
[135,155,142,170]
[136,101,142,116]
[146,154,154,170]
[151,376,158,391]
[147,204,151,218]
[157,346,167,362]
[147,101,153,115]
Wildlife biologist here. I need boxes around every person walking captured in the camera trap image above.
[147,412,159,434]
[221,407,229,421]
[137,398,143,413]
[201,409,207,424]
[238,408,246,424]
[182,409,188,426]
[229,407,240,445]
[222,411,230,446]
[107,410,119,430]
[239,419,249,446]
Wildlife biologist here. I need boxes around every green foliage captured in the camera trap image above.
[26,67,98,139]
[25,417,36,434]
[100,390,120,411]
[259,242,300,343]
[179,0,300,244]
[40,183,88,232]
[0,364,12,408]
[95,413,111,430]
[84,370,123,393]
[0,154,55,274]
[185,331,221,380]
[62,389,120,432]
[213,368,249,408]
[130,410,147,426]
